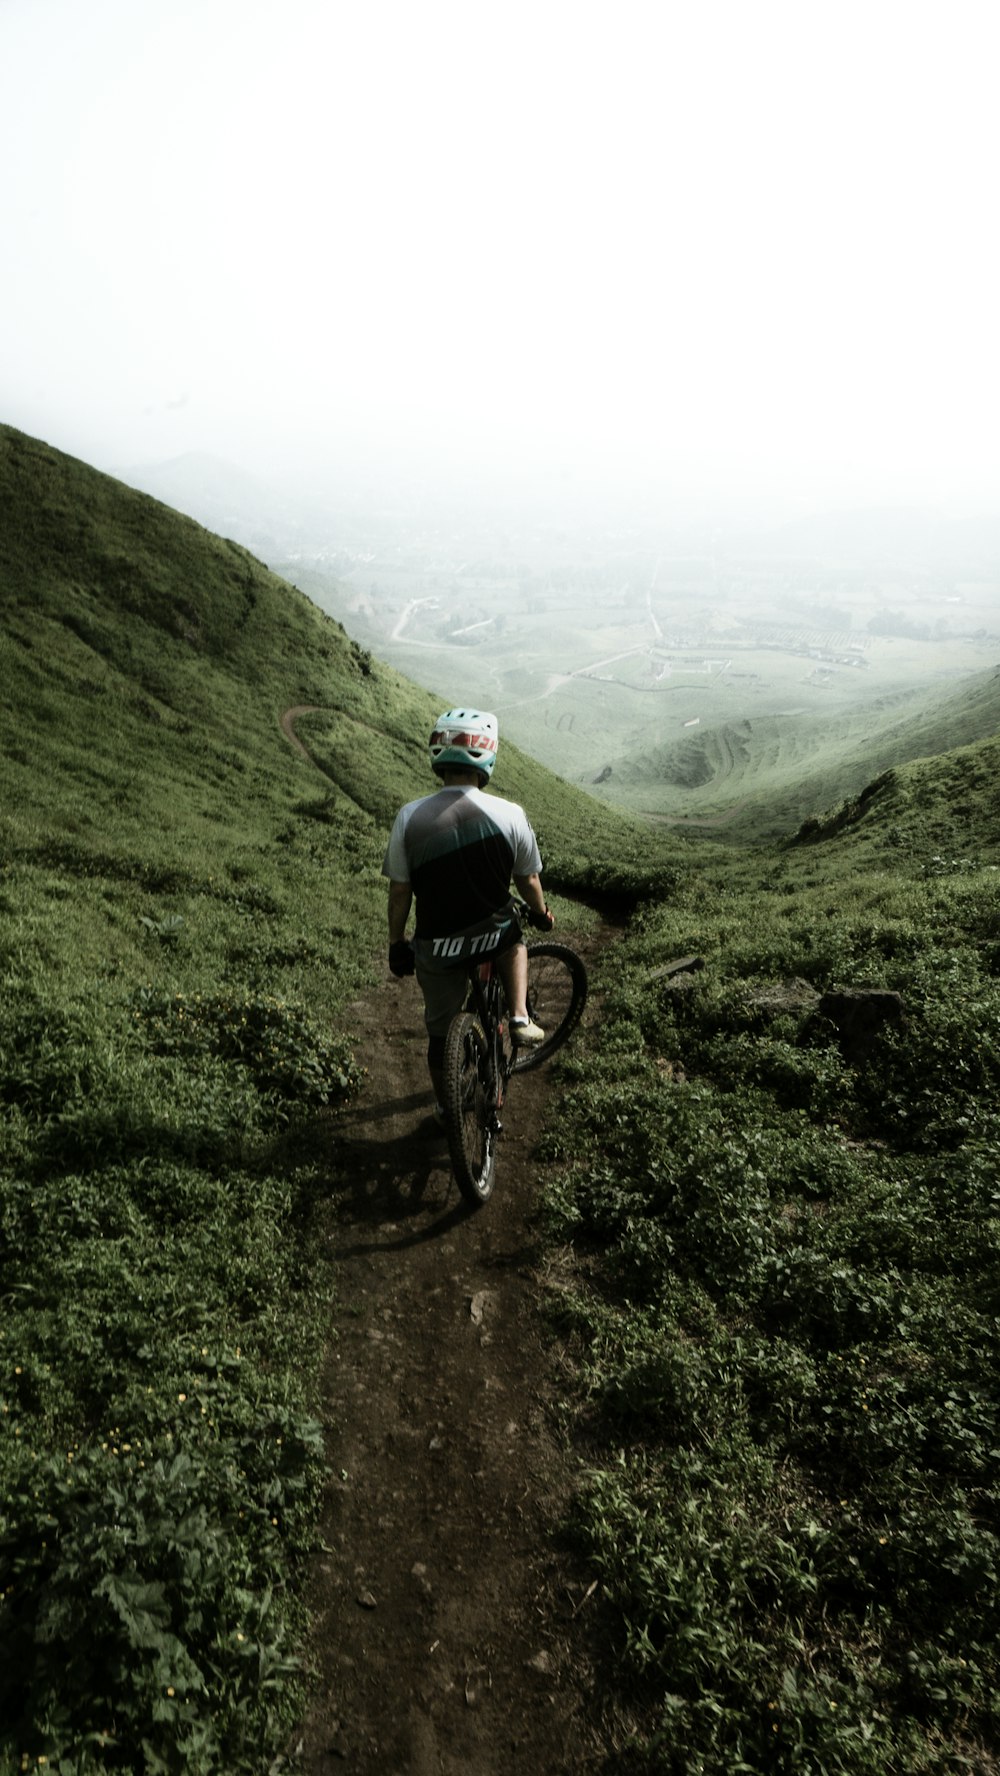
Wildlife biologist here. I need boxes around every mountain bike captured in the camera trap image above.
[442,930,587,1207]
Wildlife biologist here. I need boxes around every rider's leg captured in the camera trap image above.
[416,965,467,1108]
[498,940,545,1043]
[497,941,528,1020]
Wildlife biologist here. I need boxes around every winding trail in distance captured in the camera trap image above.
[279,703,323,759]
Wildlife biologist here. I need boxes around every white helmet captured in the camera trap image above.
[429,708,499,780]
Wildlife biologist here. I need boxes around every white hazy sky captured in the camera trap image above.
[2,0,998,516]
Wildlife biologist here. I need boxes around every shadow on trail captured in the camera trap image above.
[328,1113,478,1252]
[339,1089,431,1125]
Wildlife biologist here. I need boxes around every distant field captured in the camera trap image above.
[274,554,1000,836]
[353,606,996,790]
[122,448,1000,836]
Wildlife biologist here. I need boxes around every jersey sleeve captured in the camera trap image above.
[382,807,412,882]
[508,805,543,877]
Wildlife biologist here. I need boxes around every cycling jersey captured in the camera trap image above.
[382,785,542,939]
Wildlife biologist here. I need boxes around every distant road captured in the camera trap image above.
[575,645,646,676]
[497,671,575,712]
[498,651,652,713]
[391,597,438,641]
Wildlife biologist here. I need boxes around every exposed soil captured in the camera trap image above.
[280,704,323,759]
[292,939,614,1775]
[278,706,618,1771]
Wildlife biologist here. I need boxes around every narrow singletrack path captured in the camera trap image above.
[280,704,323,760]
[294,939,610,1775]
[279,701,612,1769]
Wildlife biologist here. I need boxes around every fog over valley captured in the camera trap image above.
[122,450,1000,836]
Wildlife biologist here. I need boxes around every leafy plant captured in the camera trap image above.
[132,987,363,1110]
[542,818,1000,1771]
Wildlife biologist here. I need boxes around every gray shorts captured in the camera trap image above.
[414,905,521,1038]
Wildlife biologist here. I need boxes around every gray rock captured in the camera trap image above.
[806,987,906,1063]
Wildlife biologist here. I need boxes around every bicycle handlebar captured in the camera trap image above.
[516,898,555,932]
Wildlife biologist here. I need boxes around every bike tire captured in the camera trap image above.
[511,942,588,1073]
[443,1012,497,1206]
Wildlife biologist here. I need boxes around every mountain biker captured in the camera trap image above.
[383,707,555,1120]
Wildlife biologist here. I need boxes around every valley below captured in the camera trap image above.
[122,450,1000,835]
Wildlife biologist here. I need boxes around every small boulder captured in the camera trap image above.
[806,987,906,1063]
[646,954,705,983]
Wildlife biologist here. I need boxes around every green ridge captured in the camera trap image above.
[598,665,1000,842]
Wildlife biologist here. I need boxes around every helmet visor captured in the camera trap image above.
[429,727,497,760]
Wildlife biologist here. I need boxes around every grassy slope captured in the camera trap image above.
[597,663,1000,842]
[0,424,663,971]
[793,729,1000,858]
[544,737,1000,1772]
[0,424,665,1775]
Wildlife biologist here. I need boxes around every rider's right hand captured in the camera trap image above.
[388,940,416,977]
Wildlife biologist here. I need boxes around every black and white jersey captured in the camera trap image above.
[382,786,542,940]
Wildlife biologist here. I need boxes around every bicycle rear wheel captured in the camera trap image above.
[443,1012,497,1205]
[511,942,588,1073]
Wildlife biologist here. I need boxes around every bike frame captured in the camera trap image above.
[442,927,587,1207]
[463,959,513,1123]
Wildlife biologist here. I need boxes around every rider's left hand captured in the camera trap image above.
[388,940,416,976]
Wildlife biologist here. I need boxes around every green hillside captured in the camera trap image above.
[596,662,1000,842]
[793,729,1000,855]
[3,422,1000,1775]
[538,736,1000,1774]
[0,426,660,922]
[0,424,666,1774]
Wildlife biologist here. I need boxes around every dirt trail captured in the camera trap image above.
[281,705,323,760]
[279,712,613,1772]
[295,950,609,1775]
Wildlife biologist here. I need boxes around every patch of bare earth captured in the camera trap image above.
[293,938,612,1775]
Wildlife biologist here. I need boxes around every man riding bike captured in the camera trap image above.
[383,707,555,1121]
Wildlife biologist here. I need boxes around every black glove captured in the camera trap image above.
[526,905,554,932]
[388,940,415,977]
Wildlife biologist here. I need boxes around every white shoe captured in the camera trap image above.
[510,1016,545,1045]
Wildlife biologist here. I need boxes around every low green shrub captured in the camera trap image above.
[543,846,1000,1771]
[132,988,363,1112]
[0,1412,321,1776]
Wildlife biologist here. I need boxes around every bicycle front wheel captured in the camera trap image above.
[443,1012,497,1206]
[511,942,588,1073]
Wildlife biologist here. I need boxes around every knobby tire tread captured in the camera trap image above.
[511,941,588,1074]
[443,1011,496,1206]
